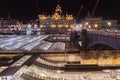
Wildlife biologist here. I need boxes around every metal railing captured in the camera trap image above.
[87,30,120,38]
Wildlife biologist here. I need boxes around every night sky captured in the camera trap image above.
[0,0,120,21]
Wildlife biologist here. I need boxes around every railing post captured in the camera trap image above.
[81,29,88,51]
[114,32,116,37]
[108,31,109,36]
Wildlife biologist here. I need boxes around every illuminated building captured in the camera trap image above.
[39,4,76,34]
[0,18,18,31]
[81,18,118,29]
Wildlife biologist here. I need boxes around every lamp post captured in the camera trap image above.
[94,24,98,30]
[107,22,112,30]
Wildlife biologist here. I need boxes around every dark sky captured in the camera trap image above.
[0,0,120,21]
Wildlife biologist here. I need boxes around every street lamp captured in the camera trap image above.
[107,22,112,26]
[79,24,82,27]
[85,22,89,29]
[94,24,98,29]
[107,22,112,30]
[88,25,91,29]
[85,22,89,25]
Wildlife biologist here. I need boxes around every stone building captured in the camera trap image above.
[39,4,76,34]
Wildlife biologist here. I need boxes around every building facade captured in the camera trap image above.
[0,18,19,31]
[81,18,118,30]
[39,4,76,34]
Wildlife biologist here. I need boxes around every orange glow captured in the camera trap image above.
[58,24,62,28]
[51,24,56,28]
[94,24,98,28]
[40,24,43,28]
[70,25,74,29]
[39,15,47,20]
[65,24,69,28]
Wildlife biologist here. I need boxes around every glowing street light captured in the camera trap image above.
[107,22,112,26]
[85,22,89,25]
[40,24,43,28]
[94,24,98,28]
[79,24,82,27]
[107,22,112,30]
[57,70,61,74]
[88,25,91,28]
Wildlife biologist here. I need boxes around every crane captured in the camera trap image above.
[91,0,100,17]
[76,5,84,20]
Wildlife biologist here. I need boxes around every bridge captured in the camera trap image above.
[79,29,120,51]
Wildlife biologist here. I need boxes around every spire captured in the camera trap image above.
[55,4,62,14]
[7,13,12,20]
[55,0,62,15]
